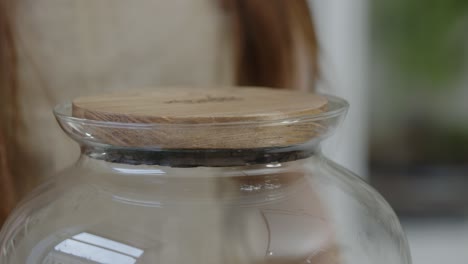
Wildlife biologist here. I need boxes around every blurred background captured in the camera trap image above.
[311,0,468,263]
[2,0,467,263]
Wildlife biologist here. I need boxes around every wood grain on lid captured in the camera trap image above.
[72,87,328,149]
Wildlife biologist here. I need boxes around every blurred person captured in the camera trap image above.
[0,1,338,263]
[0,0,319,229]
[0,2,357,263]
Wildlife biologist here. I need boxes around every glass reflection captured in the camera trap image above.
[44,232,143,264]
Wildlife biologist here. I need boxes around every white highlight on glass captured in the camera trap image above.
[112,167,166,175]
[52,232,144,264]
[266,163,282,168]
[73,232,143,258]
[54,239,136,264]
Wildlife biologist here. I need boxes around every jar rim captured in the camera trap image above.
[54,94,348,150]
[54,94,348,128]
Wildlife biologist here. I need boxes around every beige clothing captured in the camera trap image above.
[15,0,234,181]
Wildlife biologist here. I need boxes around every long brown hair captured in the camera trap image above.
[226,0,318,88]
[0,0,319,224]
[0,0,18,225]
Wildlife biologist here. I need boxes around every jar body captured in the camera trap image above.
[0,153,411,264]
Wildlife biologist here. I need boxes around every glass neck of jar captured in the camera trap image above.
[79,140,322,168]
[74,143,322,205]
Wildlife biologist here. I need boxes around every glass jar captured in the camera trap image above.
[0,88,411,264]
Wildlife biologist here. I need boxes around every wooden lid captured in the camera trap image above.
[72,87,328,149]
